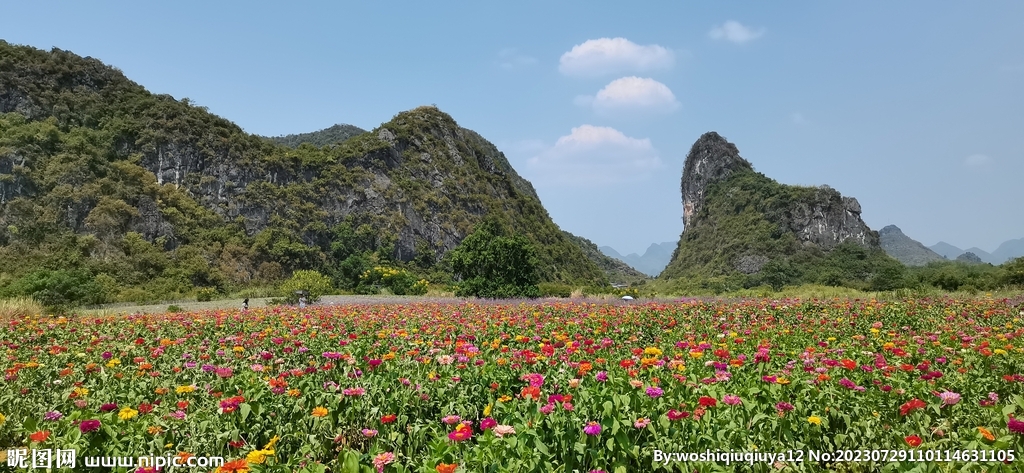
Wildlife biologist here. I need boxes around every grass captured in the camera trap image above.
[0,297,45,320]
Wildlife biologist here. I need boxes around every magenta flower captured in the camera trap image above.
[79,419,101,433]
[583,421,602,436]
[645,387,664,398]
[99,403,118,412]
[1008,417,1024,434]
[480,417,497,430]
[595,371,608,382]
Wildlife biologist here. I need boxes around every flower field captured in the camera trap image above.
[2,298,1024,472]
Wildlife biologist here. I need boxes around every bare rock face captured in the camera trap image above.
[681,132,753,229]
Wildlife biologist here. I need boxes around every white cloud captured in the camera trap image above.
[964,154,992,167]
[526,125,661,185]
[709,21,765,44]
[576,77,680,115]
[559,38,674,77]
[496,48,537,70]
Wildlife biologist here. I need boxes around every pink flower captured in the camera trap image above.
[540,403,555,415]
[634,418,651,429]
[583,421,602,436]
[215,367,233,378]
[361,429,378,438]
[372,452,395,473]
[493,425,515,437]
[342,387,366,397]
[480,417,497,430]
[442,415,462,425]
[645,387,664,398]
[722,394,742,406]
[936,391,961,406]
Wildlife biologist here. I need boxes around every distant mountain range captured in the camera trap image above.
[928,238,1024,265]
[599,242,675,277]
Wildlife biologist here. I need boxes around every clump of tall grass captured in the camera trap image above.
[0,297,45,319]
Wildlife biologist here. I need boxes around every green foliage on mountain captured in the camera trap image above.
[0,40,606,309]
[659,169,903,293]
[264,124,366,148]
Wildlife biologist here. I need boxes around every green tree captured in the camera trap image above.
[447,219,540,298]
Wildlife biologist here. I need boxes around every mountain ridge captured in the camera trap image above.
[0,40,608,302]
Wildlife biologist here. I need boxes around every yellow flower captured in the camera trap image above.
[311,406,329,418]
[74,387,90,397]
[263,436,280,450]
[147,425,164,435]
[776,377,791,385]
[807,416,822,425]
[176,385,195,394]
[498,395,512,403]
[106,358,121,368]
[246,449,274,464]
[287,388,301,397]
[118,407,139,421]
[483,404,493,416]
[0,413,6,426]
[644,347,663,356]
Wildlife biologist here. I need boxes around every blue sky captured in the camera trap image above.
[4,1,1023,255]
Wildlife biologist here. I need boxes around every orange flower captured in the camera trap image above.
[311,406,329,418]
[215,458,250,473]
[436,463,458,473]
[978,427,995,442]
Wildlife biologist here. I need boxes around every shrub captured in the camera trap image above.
[167,305,184,313]
[4,269,106,313]
[196,287,217,302]
[358,266,428,295]
[539,283,572,298]
[280,270,334,303]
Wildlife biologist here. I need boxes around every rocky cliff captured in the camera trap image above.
[662,132,899,289]
[878,225,945,266]
[0,40,607,296]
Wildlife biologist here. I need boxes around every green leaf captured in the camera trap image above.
[240,403,252,422]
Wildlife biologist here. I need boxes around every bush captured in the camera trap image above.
[4,269,106,313]
[539,283,572,298]
[196,287,217,302]
[280,270,334,303]
[357,266,428,295]
[167,305,184,313]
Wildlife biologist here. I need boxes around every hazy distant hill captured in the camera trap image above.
[929,242,962,260]
[600,242,675,277]
[264,124,366,148]
[929,240,1023,265]
[991,238,1024,265]
[878,225,944,266]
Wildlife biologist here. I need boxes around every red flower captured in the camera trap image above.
[900,398,927,416]
[520,386,541,400]
[177,400,189,410]
[138,403,154,414]
[667,409,690,420]
[698,396,718,408]
[29,430,50,442]
[841,359,857,370]
[381,414,397,424]
[904,435,922,447]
